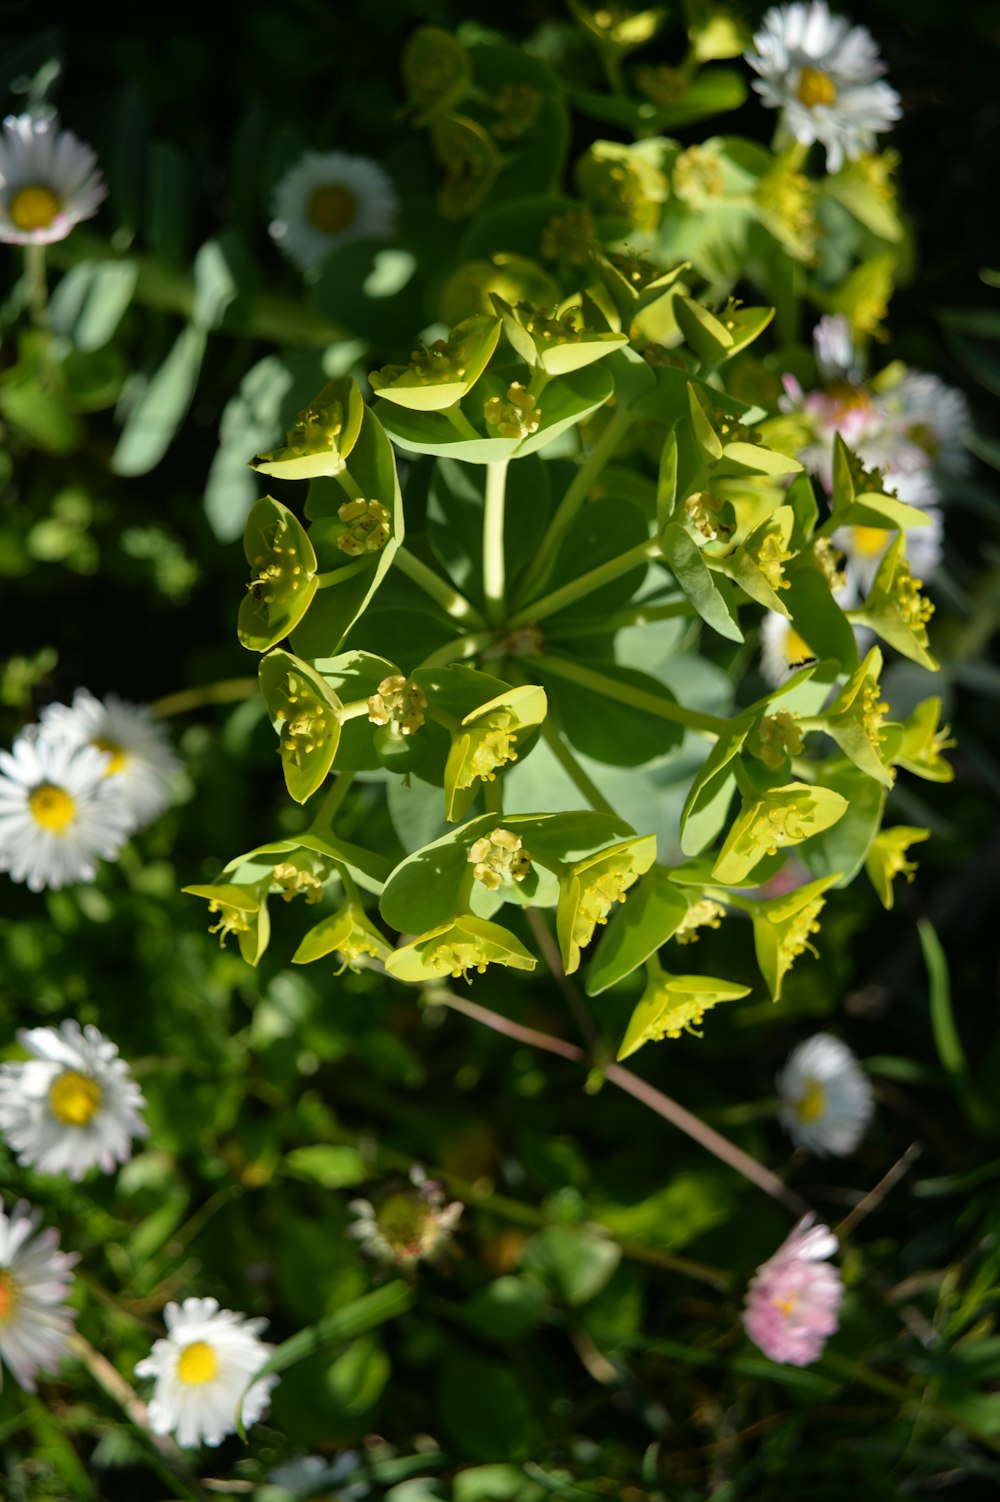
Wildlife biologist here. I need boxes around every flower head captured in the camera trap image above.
[760,611,817,687]
[0,1200,77,1390]
[40,690,180,831]
[618,967,750,1059]
[134,1297,277,1448]
[0,729,132,892]
[0,1021,147,1180]
[743,1214,843,1364]
[777,1033,874,1155]
[0,113,105,245]
[864,824,929,909]
[270,150,398,274]
[348,1166,463,1268]
[746,2,901,173]
[386,914,536,985]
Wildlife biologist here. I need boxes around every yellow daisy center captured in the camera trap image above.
[308,184,357,235]
[176,1340,219,1386]
[9,184,62,232]
[49,1070,103,1127]
[783,625,814,667]
[851,525,890,559]
[793,1075,827,1123]
[0,1269,20,1326]
[29,783,77,834]
[773,1292,798,1318]
[797,67,838,109]
[92,736,129,775]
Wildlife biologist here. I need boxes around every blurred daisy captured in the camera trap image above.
[0,730,132,892]
[760,610,817,687]
[0,1020,147,1180]
[743,1213,842,1365]
[0,113,106,245]
[270,150,398,274]
[746,2,901,172]
[348,1165,462,1268]
[0,1200,78,1391]
[834,508,942,603]
[267,1452,365,1499]
[778,1032,874,1154]
[40,689,180,831]
[135,1297,278,1448]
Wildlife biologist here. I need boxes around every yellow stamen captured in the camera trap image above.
[29,784,77,835]
[0,1269,19,1327]
[793,1076,826,1123]
[176,1340,219,1386]
[773,1293,798,1318]
[9,184,61,232]
[797,67,838,108]
[49,1071,103,1127]
[92,737,129,775]
[307,184,357,235]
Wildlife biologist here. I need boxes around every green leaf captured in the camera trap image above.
[520,1225,621,1307]
[284,1144,367,1188]
[587,865,691,994]
[240,1282,415,1429]
[679,718,750,856]
[48,258,139,351]
[438,1348,542,1462]
[660,521,743,641]
[259,649,342,802]
[462,1276,550,1340]
[110,324,207,476]
[782,562,860,672]
[796,758,886,886]
[238,498,319,653]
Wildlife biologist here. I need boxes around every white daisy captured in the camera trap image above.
[879,370,971,481]
[40,689,181,831]
[0,729,132,892]
[777,1032,874,1154]
[834,507,943,602]
[0,1021,147,1180]
[760,610,818,687]
[0,113,106,245]
[0,1200,78,1391]
[746,2,902,172]
[270,150,399,274]
[134,1296,278,1448]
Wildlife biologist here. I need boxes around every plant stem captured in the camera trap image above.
[517,405,635,603]
[537,653,728,735]
[483,459,509,626]
[416,631,497,670]
[433,990,807,1214]
[69,1334,207,1500]
[315,557,371,588]
[308,772,355,832]
[510,537,663,628]
[525,907,601,1056]
[394,547,487,628]
[23,242,48,324]
[538,706,620,818]
[484,777,503,815]
[551,597,697,637]
[150,678,258,719]
[338,698,375,722]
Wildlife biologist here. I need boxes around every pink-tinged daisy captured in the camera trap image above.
[0,1200,78,1391]
[0,113,106,245]
[743,1213,843,1365]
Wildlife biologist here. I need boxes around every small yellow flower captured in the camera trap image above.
[386,915,537,984]
[367,676,428,735]
[468,828,533,891]
[618,968,750,1058]
[712,784,848,885]
[865,826,929,909]
[557,836,657,974]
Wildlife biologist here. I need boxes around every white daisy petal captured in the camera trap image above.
[0,728,132,892]
[777,1032,874,1154]
[760,610,819,687]
[746,2,901,172]
[39,689,181,831]
[135,1297,278,1448]
[0,114,106,246]
[270,149,399,274]
[0,1201,77,1391]
[0,1020,147,1181]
